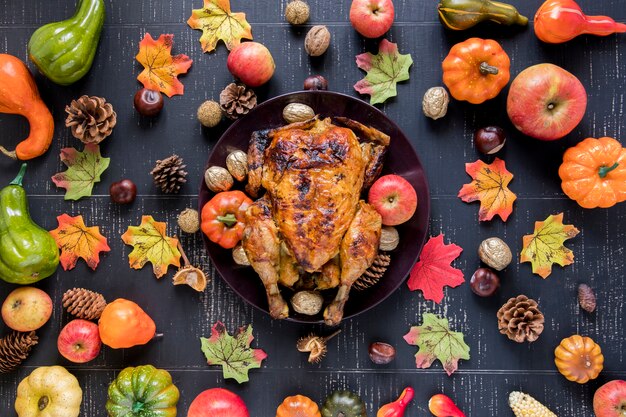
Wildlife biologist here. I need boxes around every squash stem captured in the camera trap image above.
[599,162,619,178]
[132,401,144,413]
[10,163,27,186]
[479,62,499,75]
[217,214,238,227]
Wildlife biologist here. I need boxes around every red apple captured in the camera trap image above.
[57,319,102,364]
[594,380,626,417]
[1,287,52,331]
[188,388,249,417]
[507,63,587,141]
[350,0,394,38]
[227,42,275,87]
[368,174,417,226]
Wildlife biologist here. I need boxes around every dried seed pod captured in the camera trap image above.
[197,100,223,128]
[478,237,512,271]
[379,226,399,251]
[291,291,324,315]
[177,208,200,234]
[422,87,449,120]
[578,284,596,313]
[283,103,315,124]
[305,25,331,57]
[172,243,209,292]
[204,166,234,192]
[285,0,310,25]
[232,244,250,266]
[226,150,248,182]
[297,330,341,364]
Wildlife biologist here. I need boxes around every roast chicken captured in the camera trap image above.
[242,117,390,325]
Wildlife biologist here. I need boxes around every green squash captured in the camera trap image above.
[106,365,180,417]
[28,0,105,85]
[321,391,367,417]
[437,0,528,31]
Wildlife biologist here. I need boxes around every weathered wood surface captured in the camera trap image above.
[0,0,625,415]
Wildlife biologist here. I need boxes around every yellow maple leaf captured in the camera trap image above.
[49,214,110,271]
[187,0,253,53]
[520,213,580,279]
[121,215,181,279]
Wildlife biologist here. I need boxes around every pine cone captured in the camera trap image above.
[62,288,107,320]
[578,283,596,313]
[497,295,544,343]
[65,95,117,144]
[354,253,391,291]
[220,83,257,120]
[0,331,38,373]
[151,155,188,194]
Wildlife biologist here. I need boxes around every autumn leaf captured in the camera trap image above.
[136,33,193,97]
[200,321,267,383]
[403,313,470,376]
[520,213,580,279]
[354,39,413,105]
[49,214,110,271]
[121,215,181,279]
[187,0,253,53]
[458,157,517,222]
[407,234,464,303]
[51,144,110,201]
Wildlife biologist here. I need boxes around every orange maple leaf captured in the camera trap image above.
[136,33,193,97]
[458,158,517,222]
[187,0,253,53]
[49,214,110,271]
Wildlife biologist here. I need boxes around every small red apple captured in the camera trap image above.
[350,0,395,38]
[57,319,102,364]
[227,42,275,87]
[368,174,417,226]
[594,380,626,417]
[507,63,587,141]
[188,388,249,417]
[1,287,53,332]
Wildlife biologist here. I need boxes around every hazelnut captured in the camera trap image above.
[177,208,200,234]
[422,87,449,120]
[379,226,399,251]
[232,244,251,266]
[474,126,506,154]
[204,166,233,192]
[285,0,310,25]
[305,25,331,57]
[478,237,512,271]
[197,100,223,128]
[283,103,315,124]
[226,150,248,182]
[291,291,324,315]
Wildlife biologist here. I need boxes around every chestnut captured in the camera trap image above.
[368,342,396,364]
[474,126,506,154]
[134,88,164,117]
[303,75,328,91]
[109,179,137,204]
[470,267,500,297]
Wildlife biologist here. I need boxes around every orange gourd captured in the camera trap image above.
[98,298,156,349]
[442,38,510,104]
[559,137,626,208]
[554,335,604,384]
[276,395,321,417]
[0,54,54,160]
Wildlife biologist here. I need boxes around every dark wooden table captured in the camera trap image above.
[1,0,625,415]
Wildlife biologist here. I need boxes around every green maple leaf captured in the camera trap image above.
[51,144,110,200]
[403,313,470,376]
[354,39,413,105]
[200,322,267,383]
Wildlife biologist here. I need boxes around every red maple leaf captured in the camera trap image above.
[407,234,464,303]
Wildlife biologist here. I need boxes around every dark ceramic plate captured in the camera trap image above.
[199,91,430,323]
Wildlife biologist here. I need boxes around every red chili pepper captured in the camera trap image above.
[201,190,252,249]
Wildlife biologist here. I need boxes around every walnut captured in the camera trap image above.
[204,166,233,192]
[291,291,324,315]
[305,25,331,57]
[283,103,315,124]
[226,150,248,182]
[478,237,512,271]
[232,245,250,266]
[379,226,399,251]
[422,87,449,120]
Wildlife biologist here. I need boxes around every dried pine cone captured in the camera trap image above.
[151,155,188,194]
[578,283,597,313]
[0,331,38,373]
[220,83,257,120]
[62,288,107,320]
[353,253,391,291]
[497,295,544,343]
[65,95,117,144]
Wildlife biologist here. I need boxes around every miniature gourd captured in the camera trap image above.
[554,335,604,384]
[98,299,156,349]
[321,391,367,417]
[276,395,322,417]
[438,0,528,30]
[15,366,82,417]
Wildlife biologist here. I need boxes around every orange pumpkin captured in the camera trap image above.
[559,137,626,208]
[554,335,604,384]
[442,38,510,104]
[276,395,321,417]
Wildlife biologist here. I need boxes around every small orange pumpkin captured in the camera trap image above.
[442,38,510,104]
[554,335,604,384]
[276,395,321,417]
[559,137,626,208]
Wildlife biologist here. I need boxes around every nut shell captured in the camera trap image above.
[232,245,251,266]
[285,0,310,25]
[478,237,512,271]
[173,265,208,292]
[422,87,449,120]
[204,166,234,192]
[226,150,248,182]
[283,103,316,124]
[379,226,399,251]
[305,25,331,57]
[291,291,324,315]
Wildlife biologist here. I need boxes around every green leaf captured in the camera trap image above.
[403,313,470,376]
[51,144,110,200]
[200,321,267,383]
[354,39,413,105]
